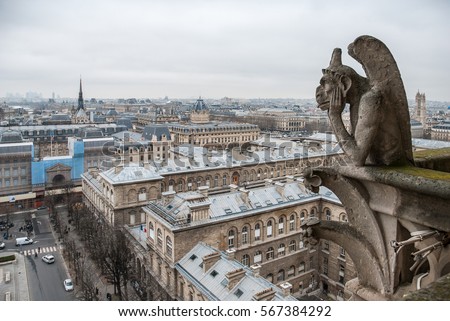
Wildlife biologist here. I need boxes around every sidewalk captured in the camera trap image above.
[54,205,133,301]
[0,252,29,301]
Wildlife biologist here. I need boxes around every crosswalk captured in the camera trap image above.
[23,246,57,257]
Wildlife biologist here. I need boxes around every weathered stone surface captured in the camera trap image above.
[316,35,413,166]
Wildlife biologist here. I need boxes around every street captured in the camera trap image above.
[1,207,75,300]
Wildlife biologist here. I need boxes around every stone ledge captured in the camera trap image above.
[403,273,450,301]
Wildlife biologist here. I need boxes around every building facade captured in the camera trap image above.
[121,179,356,301]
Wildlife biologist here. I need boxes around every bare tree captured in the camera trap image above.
[102,227,134,300]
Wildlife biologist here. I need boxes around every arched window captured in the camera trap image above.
[300,211,306,222]
[289,240,296,252]
[340,213,348,222]
[298,261,305,273]
[266,273,273,283]
[214,175,219,187]
[288,265,295,278]
[241,254,250,267]
[254,250,262,263]
[325,209,331,221]
[242,226,249,244]
[277,269,285,282]
[278,217,284,234]
[310,208,316,217]
[157,229,163,247]
[255,223,261,241]
[222,174,227,186]
[228,230,235,249]
[267,220,273,238]
[148,222,155,240]
[166,236,173,256]
[289,214,295,231]
[278,243,285,256]
[266,247,274,260]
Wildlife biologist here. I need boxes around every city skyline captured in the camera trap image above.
[1,0,449,101]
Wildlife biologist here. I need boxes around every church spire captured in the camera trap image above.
[78,77,84,111]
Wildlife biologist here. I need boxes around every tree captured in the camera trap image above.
[102,227,135,300]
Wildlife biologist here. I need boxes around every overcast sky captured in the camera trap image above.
[0,0,449,101]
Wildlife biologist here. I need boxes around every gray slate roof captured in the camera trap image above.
[176,242,296,301]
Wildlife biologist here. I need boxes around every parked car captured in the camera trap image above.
[37,206,48,210]
[42,254,55,264]
[64,279,74,291]
[0,242,5,250]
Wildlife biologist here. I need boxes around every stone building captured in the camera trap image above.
[0,130,34,207]
[82,164,162,226]
[123,179,355,300]
[431,122,450,141]
[168,97,260,148]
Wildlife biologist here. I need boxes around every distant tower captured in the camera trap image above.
[73,77,90,124]
[78,78,84,111]
[190,97,210,124]
[414,91,427,126]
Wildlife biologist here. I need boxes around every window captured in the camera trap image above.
[157,229,163,247]
[300,211,305,222]
[310,208,316,217]
[277,269,285,282]
[325,209,331,221]
[278,217,284,234]
[241,254,250,267]
[289,240,296,252]
[255,223,261,241]
[278,243,285,256]
[266,274,273,283]
[323,257,328,275]
[289,214,295,231]
[148,222,155,240]
[222,174,227,185]
[228,230,235,249]
[166,236,173,256]
[267,220,273,237]
[266,247,274,260]
[340,247,346,258]
[339,264,345,284]
[210,270,218,277]
[299,262,305,273]
[242,226,248,244]
[288,265,295,278]
[323,241,329,251]
[254,251,262,263]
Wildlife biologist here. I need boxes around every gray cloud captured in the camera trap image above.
[0,0,449,100]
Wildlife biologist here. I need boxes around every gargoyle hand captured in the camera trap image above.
[329,86,345,115]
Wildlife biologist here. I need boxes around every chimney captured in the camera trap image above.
[239,188,250,206]
[225,248,236,260]
[198,185,209,197]
[279,282,293,297]
[226,268,246,290]
[275,182,285,199]
[229,184,238,192]
[88,167,99,178]
[264,178,272,186]
[114,165,123,174]
[162,190,176,205]
[202,252,221,273]
[250,263,261,277]
[253,288,276,301]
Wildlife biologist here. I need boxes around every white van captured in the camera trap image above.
[15,237,34,246]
